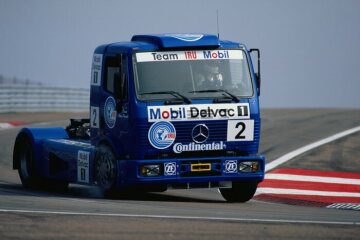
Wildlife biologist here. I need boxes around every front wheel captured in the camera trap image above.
[94,145,118,197]
[220,181,258,203]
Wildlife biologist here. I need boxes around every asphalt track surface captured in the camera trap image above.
[0,109,359,239]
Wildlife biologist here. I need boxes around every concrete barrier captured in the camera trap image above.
[0,83,89,113]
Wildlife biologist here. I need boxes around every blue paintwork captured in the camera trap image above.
[16,127,70,177]
[14,34,265,189]
[131,34,220,49]
[40,139,95,183]
[16,127,96,184]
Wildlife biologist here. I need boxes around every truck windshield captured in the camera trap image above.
[133,49,253,101]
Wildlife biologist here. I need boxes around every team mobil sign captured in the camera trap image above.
[136,49,243,62]
[148,103,250,122]
[147,103,254,153]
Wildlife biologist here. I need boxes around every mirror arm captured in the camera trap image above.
[249,48,261,96]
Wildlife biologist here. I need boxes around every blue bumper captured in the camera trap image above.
[116,155,265,188]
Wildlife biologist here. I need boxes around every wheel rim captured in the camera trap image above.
[96,151,116,189]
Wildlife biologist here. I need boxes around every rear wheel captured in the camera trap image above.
[220,181,258,202]
[16,135,68,191]
[94,145,118,197]
[17,139,38,188]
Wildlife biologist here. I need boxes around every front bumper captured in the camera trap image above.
[116,155,265,189]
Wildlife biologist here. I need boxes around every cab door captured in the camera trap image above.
[102,54,129,156]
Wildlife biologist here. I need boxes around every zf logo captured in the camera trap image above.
[164,162,176,176]
[225,160,237,173]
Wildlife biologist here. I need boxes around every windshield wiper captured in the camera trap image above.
[139,91,192,104]
[189,90,240,103]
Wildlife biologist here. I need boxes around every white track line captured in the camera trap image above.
[265,174,360,185]
[256,188,360,197]
[266,125,360,172]
[0,208,358,225]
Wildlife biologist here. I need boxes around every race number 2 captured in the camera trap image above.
[90,106,99,128]
[227,120,254,141]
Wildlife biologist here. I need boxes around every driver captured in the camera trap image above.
[195,61,223,89]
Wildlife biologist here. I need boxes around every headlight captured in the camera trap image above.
[239,161,260,173]
[140,164,161,177]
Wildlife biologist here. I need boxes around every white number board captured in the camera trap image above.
[227,120,254,141]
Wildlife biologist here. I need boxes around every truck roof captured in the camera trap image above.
[96,34,244,54]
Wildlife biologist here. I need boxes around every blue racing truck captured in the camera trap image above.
[13,34,265,202]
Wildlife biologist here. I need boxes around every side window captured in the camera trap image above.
[104,56,121,94]
[104,55,128,102]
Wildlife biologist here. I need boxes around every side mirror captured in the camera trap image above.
[255,72,261,95]
[249,49,261,96]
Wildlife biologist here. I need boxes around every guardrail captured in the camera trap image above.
[0,83,90,113]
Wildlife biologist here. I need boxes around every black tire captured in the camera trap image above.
[16,135,69,191]
[17,137,39,188]
[94,145,118,197]
[220,181,258,203]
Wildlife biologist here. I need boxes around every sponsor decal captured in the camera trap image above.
[148,121,176,149]
[166,34,204,42]
[164,162,177,176]
[91,54,102,86]
[225,160,238,173]
[173,141,226,154]
[77,150,90,183]
[185,51,197,60]
[148,103,249,122]
[136,50,243,62]
[151,52,179,61]
[104,96,117,128]
[203,50,229,59]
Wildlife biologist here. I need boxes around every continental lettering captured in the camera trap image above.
[173,141,226,153]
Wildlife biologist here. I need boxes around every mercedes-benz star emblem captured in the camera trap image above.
[192,124,209,143]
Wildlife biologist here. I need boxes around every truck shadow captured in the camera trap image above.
[106,192,224,203]
[0,182,225,204]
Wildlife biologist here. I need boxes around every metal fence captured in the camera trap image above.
[0,82,90,113]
